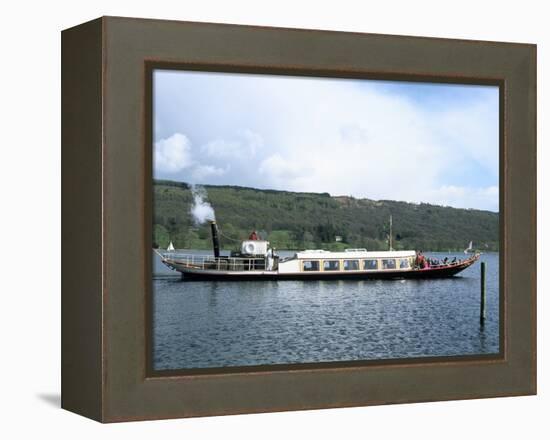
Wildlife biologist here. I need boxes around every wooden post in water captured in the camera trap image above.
[480,261,486,326]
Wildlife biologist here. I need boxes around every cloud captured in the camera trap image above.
[201,130,264,158]
[434,100,499,177]
[248,80,444,200]
[429,185,499,211]
[191,164,229,181]
[339,124,370,144]
[154,133,193,174]
[241,129,264,154]
[153,132,231,182]
[153,70,499,211]
[259,154,312,182]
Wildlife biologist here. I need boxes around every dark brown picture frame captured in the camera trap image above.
[62,16,536,422]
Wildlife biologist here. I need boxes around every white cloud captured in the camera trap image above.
[250,80,443,201]
[429,185,499,211]
[434,101,499,176]
[241,129,264,155]
[243,78,498,209]
[201,130,263,158]
[259,154,312,183]
[154,133,193,174]
[202,139,241,158]
[154,71,499,210]
[191,164,229,181]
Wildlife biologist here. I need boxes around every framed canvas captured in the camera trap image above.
[61,16,536,422]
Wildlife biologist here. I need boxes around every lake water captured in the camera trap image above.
[152,251,500,371]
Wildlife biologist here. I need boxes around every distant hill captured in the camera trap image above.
[153,179,499,252]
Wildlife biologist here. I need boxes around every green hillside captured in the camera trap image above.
[153,179,499,252]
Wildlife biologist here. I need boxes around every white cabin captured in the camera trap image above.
[278,249,416,274]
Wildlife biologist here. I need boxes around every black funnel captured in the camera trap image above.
[210,220,220,258]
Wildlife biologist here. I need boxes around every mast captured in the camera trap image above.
[389,214,393,251]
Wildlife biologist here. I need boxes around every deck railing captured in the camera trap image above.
[161,252,267,271]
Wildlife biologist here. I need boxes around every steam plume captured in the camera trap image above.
[189,185,216,224]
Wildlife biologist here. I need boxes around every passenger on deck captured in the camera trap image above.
[249,230,259,240]
[416,252,427,269]
[266,248,274,271]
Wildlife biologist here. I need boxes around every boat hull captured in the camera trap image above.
[165,255,479,281]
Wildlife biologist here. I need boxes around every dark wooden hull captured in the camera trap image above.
[178,255,480,281]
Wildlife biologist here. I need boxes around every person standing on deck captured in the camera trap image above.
[266,248,274,271]
[416,251,427,269]
[249,230,259,240]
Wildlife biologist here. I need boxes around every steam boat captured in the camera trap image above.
[156,221,480,281]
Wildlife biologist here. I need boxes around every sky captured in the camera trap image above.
[153,69,499,212]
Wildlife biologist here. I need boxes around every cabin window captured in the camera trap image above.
[343,260,360,270]
[399,258,410,269]
[381,259,396,269]
[323,260,340,271]
[303,260,320,271]
[363,259,378,270]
